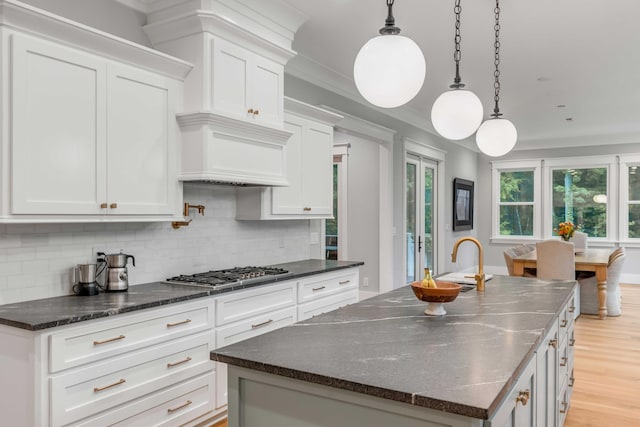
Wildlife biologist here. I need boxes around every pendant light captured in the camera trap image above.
[476,0,517,157]
[353,0,426,109]
[431,0,483,140]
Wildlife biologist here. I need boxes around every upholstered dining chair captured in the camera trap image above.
[535,240,576,281]
[579,247,626,316]
[503,244,537,277]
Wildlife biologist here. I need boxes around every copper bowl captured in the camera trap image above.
[410,281,462,303]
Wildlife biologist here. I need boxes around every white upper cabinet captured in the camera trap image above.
[0,1,192,222]
[236,98,343,220]
[143,0,308,186]
[211,37,283,128]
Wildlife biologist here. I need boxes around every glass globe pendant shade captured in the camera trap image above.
[475,117,517,157]
[431,89,483,140]
[353,35,426,108]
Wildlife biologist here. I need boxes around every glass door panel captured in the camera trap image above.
[406,161,417,283]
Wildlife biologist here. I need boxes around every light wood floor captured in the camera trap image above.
[210,284,640,427]
[565,283,640,426]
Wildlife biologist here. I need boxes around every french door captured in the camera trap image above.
[406,156,438,283]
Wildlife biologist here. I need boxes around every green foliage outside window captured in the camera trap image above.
[629,166,640,238]
[552,168,607,238]
[499,171,534,236]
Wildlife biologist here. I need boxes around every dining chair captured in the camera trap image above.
[535,240,576,280]
[578,247,626,316]
[503,244,537,277]
[571,231,588,253]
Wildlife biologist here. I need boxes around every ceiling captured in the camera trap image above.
[281,0,640,151]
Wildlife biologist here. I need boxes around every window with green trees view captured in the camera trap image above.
[499,171,534,236]
[551,167,608,238]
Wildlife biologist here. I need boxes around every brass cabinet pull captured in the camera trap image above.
[516,390,530,406]
[569,306,575,313]
[559,401,568,414]
[93,335,125,346]
[167,400,192,414]
[560,319,568,328]
[100,202,108,209]
[167,356,192,368]
[549,339,558,349]
[166,319,192,328]
[94,378,126,393]
[569,338,576,346]
[569,376,575,387]
[302,207,312,212]
[253,109,259,116]
[560,356,568,367]
[251,319,274,329]
[312,286,326,292]
[110,203,118,209]
[339,280,351,285]
[247,108,254,114]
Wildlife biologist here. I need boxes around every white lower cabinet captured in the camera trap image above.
[297,269,359,321]
[488,286,577,427]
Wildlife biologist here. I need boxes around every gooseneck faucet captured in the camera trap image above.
[451,237,486,292]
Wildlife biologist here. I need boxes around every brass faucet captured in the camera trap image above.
[451,237,486,292]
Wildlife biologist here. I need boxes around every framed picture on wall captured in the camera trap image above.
[453,178,474,231]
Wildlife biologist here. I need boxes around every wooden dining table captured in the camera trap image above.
[513,248,611,319]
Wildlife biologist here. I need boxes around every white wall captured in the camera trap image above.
[0,185,311,304]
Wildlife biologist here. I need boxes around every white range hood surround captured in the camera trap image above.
[177,111,292,186]
[143,0,308,186]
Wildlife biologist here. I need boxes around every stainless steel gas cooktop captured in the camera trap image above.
[165,266,292,289]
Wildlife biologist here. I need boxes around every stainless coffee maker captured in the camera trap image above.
[97,252,135,292]
[73,263,100,296]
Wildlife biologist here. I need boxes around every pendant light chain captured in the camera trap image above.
[452,0,463,86]
[492,0,502,117]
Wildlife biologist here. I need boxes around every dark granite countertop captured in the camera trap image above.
[0,259,363,331]
[211,275,576,420]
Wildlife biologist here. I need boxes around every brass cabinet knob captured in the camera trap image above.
[549,339,558,349]
[303,207,312,212]
[560,319,568,328]
[110,203,118,209]
[247,108,254,114]
[253,109,259,115]
[100,203,108,209]
[516,390,530,406]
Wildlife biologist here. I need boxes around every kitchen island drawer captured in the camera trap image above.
[216,281,296,326]
[297,269,358,304]
[50,299,213,372]
[70,373,215,427]
[216,306,296,347]
[51,331,213,426]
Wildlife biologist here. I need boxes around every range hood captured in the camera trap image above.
[176,111,292,186]
[142,0,308,186]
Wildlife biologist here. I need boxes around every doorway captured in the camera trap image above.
[406,155,438,283]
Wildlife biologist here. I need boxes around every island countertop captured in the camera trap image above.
[211,275,577,420]
[0,259,363,331]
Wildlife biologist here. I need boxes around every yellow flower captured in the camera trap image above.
[554,221,576,241]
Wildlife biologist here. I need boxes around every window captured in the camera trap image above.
[544,156,615,241]
[491,160,541,240]
[620,155,640,241]
[550,167,608,238]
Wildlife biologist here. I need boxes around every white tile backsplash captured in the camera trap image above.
[0,184,312,304]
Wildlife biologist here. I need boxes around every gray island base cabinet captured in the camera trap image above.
[214,276,579,427]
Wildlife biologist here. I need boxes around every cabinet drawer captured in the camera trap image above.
[216,281,296,326]
[216,306,296,347]
[298,270,358,304]
[70,373,215,427]
[50,300,213,372]
[51,331,213,426]
[298,289,358,321]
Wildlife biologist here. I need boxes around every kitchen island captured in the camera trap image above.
[211,276,578,426]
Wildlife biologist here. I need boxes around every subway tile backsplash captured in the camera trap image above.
[0,184,311,304]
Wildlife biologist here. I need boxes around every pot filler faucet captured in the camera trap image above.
[451,237,486,292]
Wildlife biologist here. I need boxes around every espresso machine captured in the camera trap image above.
[73,263,100,296]
[97,252,135,292]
